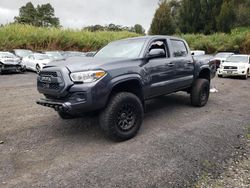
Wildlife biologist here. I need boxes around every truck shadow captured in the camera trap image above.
[55,92,191,138]
[145,93,190,115]
[2,92,191,149]
[0,92,193,171]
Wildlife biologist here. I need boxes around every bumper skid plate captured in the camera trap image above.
[36,99,70,112]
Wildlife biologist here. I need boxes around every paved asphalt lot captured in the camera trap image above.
[0,72,249,188]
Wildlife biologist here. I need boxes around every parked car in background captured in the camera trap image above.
[12,49,33,60]
[217,55,250,79]
[191,50,205,56]
[62,51,86,58]
[213,52,234,68]
[85,51,97,57]
[44,51,65,61]
[22,53,53,73]
[0,52,25,74]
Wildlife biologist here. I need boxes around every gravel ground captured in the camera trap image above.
[0,72,250,188]
[196,136,250,188]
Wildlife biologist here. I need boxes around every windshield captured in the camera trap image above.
[226,55,248,63]
[34,54,50,60]
[0,52,16,58]
[15,50,32,57]
[215,53,233,58]
[95,38,146,58]
[46,52,63,58]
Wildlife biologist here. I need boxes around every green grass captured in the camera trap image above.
[180,27,250,54]
[0,24,139,51]
[0,24,249,54]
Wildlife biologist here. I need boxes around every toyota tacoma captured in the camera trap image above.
[37,36,214,141]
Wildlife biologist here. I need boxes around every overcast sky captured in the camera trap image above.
[0,0,159,31]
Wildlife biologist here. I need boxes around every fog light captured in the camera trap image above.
[69,92,86,102]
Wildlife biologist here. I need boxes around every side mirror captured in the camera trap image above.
[147,49,166,59]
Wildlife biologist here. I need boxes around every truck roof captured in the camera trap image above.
[117,35,184,42]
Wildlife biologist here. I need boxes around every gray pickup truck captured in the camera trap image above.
[37,36,215,141]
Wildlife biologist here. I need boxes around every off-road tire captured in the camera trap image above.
[190,79,210,107]
[218,74,222,78]
[99,92,143,141]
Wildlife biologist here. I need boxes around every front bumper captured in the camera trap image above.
[37,92,91,115]
[1,64,25,72]
[37,86,108,115]
[217,69,247,76]
[37,67,110,115]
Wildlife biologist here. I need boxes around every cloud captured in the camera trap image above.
[0,0,159,31]
[0,7,18,24]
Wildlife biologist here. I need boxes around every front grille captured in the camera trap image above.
[224,66,237,70]
[39,71,57,77]
[38,82,60,90]
[4,65,18,69]
[37,70,64,92]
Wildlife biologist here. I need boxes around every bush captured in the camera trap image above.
[0,24,139,51]
[0,24,249,54]
[180,27,250,54]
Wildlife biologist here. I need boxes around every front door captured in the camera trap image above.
[144,39,176,98]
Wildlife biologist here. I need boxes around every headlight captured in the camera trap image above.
[238,66,245,69]
[220,65,224,69]
[70,70,106,83]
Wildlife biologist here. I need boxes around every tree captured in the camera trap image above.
[14,2,37,25]
[36,4,60,27]
[134,24,145,34]
[178,0,224,34]
[83,24,144,34]
[149,0,176,35]
[235,0,250,27]
[14,2,60,27]
[217,0,236,33]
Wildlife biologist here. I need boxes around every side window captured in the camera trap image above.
[170,40,188,57]
[148,40,169,58]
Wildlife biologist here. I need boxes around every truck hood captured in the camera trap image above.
[222,62,248,67]
[213,57,227,62]
[45,57,138,72]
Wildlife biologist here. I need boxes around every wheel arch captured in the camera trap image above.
[107,75,145,108]
[198,68,211,81]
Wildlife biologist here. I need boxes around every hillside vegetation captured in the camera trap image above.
[0,24,139,51]
[181,27,250,54]
[0,24,249,54]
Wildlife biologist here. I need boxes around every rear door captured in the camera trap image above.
[25,55,33,69]
[168,39,194,89]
